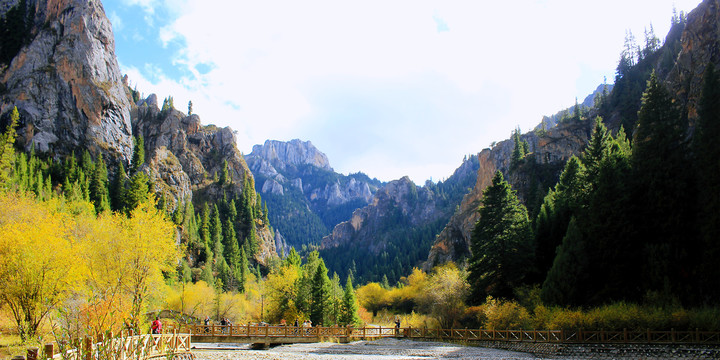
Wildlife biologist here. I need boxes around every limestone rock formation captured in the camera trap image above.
[0,0,133,162]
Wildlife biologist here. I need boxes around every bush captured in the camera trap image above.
[482,297,532,330]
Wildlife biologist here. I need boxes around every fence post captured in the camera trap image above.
[408,326,412,339]
[623,328,627,343]
[647,329,651,343]
[26,347,38,360]
[671,328,676,343]
[84,335,93,360]
[696,328,700,343]
[44,343,54,360]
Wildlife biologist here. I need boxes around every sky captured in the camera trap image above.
[104,0,702,184]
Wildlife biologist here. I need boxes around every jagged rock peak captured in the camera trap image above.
[0,0,133,162]
[249,139,332,171]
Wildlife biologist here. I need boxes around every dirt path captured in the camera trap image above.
[192,338,548,359]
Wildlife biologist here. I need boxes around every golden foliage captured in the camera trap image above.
[0,193,83,340]
[356,282,388,316]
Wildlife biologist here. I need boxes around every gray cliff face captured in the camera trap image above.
[0,0,133,162]
[246,139,375,206]
[667,0,720,123]
[251,139,332,171]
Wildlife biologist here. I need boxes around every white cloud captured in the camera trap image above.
[119,0,703,183]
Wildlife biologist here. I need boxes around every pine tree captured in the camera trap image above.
[339,276,361,326]
[693,63,720,303]
[125,171,151,212]
[468,171,534,303]
[238,246,248,293]
[541,218,589,305]
[0,107,19,189]
[632,71,692,298]
[130,135,145,174]
[310,259,332,326]
[510,128,527,168]
[90,156,110,213]
[210,205,224,265]
[534,156,585,280]
[219,159,229,185]
[110,162,127,212]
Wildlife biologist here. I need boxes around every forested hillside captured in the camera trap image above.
[321,155,480,284]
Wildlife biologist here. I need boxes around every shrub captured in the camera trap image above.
[483,297,532,330]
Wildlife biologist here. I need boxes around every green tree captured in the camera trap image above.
[467,171,534,303]
[631,71,693,298]
[90,156,110,213]
[110,162,127,212]
[693,63,720,303]
[219,159,230,185]
[339,276,360,326]
[310,258,332,326]
[534,156,584,280]
[0,107,19,190]
[130,135,145,174]
[510,128,528,168]
[125,171,150,213]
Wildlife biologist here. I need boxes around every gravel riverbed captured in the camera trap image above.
[192,338,548,360]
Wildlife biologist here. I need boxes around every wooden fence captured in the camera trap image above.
[180,324,720,345]
[14,332,192,360]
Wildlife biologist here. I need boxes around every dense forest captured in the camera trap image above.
[467,11,720,308]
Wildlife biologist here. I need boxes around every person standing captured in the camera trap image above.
[151,317,162,334]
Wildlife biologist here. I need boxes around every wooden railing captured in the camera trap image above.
[180,324,720,345]
[17,332,192,360]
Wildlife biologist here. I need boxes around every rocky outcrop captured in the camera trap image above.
[425,120,592,269]
[0,0,133,163]
[251,139,332,172]
[133,96,278,264]
[667,0,720,122]
[246,139,376,207]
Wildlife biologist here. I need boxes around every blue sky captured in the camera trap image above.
[104,0,701,184]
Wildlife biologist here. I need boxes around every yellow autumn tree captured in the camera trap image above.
[70,210,132,337]
[165,281,216,320]
[117,199,179,331]
[264,262,303,323]
[0,193,84,341]
[356,282,388,317]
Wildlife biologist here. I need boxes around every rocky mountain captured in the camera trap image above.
[0,0,277,264]
[245,139,383,249]
[320,154,480,284]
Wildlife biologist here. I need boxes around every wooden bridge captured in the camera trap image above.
[17,332,192,360]
[179,324,720,346]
